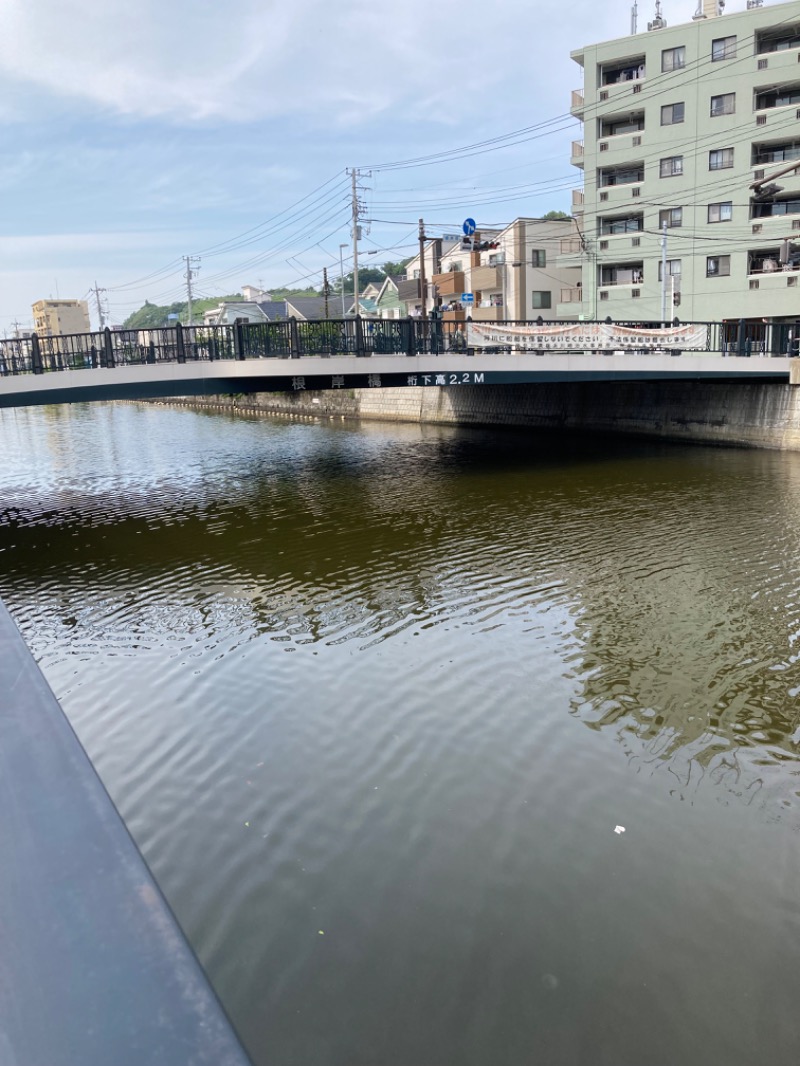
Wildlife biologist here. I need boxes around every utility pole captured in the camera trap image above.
[660,222,668,324]
[92,282,107,330]
[338,244,347,317]
[418,218,428,323]
[183,256,200,326]
[350,169,360,317]
[323,267,330,318]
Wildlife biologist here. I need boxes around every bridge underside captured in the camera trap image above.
[0,354,792,409]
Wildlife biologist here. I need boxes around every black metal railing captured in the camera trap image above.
[0,317,793,378]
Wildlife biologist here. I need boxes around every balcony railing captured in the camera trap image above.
[431,270,466,297]
[572,189,585,208]
[560,287,583,303]
[471,264,502,290]
[571,89,584,110]
[396,278,421,302]
[560,238,583,254]
[571,140,584,157]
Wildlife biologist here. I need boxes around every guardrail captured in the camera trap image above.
[0,318,796,370]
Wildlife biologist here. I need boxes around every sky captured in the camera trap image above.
[0,0,760,330]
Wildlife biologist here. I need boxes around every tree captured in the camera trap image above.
[338,267,386,295]
[122,294,242,329]
[381,259,411,277]
[541,210,570,220]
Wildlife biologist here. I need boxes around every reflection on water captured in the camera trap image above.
[2,402,800,1066]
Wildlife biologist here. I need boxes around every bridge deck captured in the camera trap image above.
[0,353,792,408]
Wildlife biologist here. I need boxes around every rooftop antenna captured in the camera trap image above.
[647,0,667,30]
[631,0,638,33]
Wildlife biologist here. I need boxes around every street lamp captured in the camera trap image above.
[338,244,348,317]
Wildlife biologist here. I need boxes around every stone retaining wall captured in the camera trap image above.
[155,380,800,450]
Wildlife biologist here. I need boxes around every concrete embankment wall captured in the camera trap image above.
[161,380,800,450]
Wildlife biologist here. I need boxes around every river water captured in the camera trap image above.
[2,401,800,1065]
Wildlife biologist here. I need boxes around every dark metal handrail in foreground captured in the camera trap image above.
[0,601,253,1066]
[0,317,789,377]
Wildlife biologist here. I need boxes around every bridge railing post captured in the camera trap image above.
[175,322,186,364]
[355,315,365,358]
[402,317,414,357]
[103,327,115,368]
[31,332,43,375]
[289,317,300,359]
[234,320,245,361]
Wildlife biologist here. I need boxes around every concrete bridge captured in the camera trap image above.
[0,319,794,409]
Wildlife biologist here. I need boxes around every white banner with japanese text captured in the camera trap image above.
[466,322,709,352]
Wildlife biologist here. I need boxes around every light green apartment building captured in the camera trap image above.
[563,0,800,352]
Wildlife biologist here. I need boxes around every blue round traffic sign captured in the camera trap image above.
[463,218,476,236]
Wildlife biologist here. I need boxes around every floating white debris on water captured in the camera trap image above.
[614,825,626,835]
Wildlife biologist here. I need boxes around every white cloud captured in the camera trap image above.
[0,0,651,123]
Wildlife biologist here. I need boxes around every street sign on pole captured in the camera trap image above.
[461,293,475,304]
[462,218,477,236]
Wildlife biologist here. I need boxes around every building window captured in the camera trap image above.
[709,148,734,170]
[600,291,609,301]
[531,250,546,267]
[661,102,685,125]
[712,36,737,61]
[658,259,682,281]
[531,291,552,309]
[707,255,731,277]
[660,155,683,177]
[659,207,683,228]
[708,201,733,223]
[662,46,686,72]
[710,93,735,117]
[412,269,420,279]
[448,261,463,272]
[749,279,760,290]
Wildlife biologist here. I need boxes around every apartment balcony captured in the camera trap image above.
[597,78,647,109]
[441,308,467,323]
[596,182,644,209]
[571,89,585,118]
[754,36,800,77]
[431,270,465,297]
[571,140,584,168]
[597,132,645,163]
[753,103,800,134]
[397,278,421,302]
[599,264,644,289]
[470,305,506,323]
[471,264,502,290]
[750,214,800,239]
[572,188,585,214]
[556,237,583,269]
[556,287,584,318]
